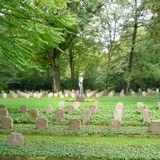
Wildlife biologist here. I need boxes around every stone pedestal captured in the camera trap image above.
[76,96,85,102]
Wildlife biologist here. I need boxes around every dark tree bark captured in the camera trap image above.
[48,48,61,92]
[106,44,112,89]
[125,0,138,93]
[69,47,74,82]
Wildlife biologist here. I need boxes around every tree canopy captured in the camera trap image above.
[0,0,159,92]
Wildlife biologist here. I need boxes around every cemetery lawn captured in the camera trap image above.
[1,134,160,144]
[0,95,160,159]
[0,95,159,109]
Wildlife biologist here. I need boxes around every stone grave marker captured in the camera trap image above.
[69,119,81,130]
[58,102,65,110]
[8,132,24,146]
[109,119,121,129]
[55,109,64,122]
[45,105,53,114]
[120,89,125,97]
[0,108,8,117]
[20,105,28,113]
[66,105,75,114]
[142,91,147,97]
[54,93,58,97]
[156,102,160,109]
[89,105,98,114]
[115,102,124,110]
[137,102,148,113]
[82,109,91,125]
[108,91,114,97]
[149,120,160,133]
[2,93,7,98]
[73,101,80,110]
[48,92,53,98]
[113,109,123,122]
[35,117,48,130]
[142,109,152,123]
[30,108,39,119]
[131,91,136,96]
[1,116,13,128]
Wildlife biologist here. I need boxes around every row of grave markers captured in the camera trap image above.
[1,102,160,131]
[1,88,159,99]
[1,102,160,147]
[137,102,160,133]
[109,102,124,129]
[0,102,98,129]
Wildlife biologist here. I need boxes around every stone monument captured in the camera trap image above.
[76,73,85,102]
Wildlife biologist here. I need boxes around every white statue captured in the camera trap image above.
[79,73,84,98]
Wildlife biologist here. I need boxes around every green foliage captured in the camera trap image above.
[0,0,160,92]
[0,96,159,128]
[0,0,76,70]
[1,139,160,159]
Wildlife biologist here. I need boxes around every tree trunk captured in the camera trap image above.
[125,0,138,93]
[106,41,112,90]
[48,49,61,92]
[106,52,111,89]
[69,47,74,82]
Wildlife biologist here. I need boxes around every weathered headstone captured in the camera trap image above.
[55,109,64,122]
[115,102,124,110]
[120,89,125,97]
[59,94,65,98]
[73,101,80,110]
[1,116,13,128]
[137,102,148,112]
[142,91,147,97]
[109,119,121,129]
[141,109,152,123]
[2,93,7,98]
[69,119,81,130]
[156,102,160,109]
[66,105,75,114]
[58,102,65,110]
[0,108,8,117]
[8,132,24,146]
[131,91,136,96]
[54,93,58,97]
[82,109,91,125]
[35,117,48,130]
[45,105,53,114]
[113,109,123,122]
[149,120,160,133]
[64,93,69,97]
[12,93,18,98]
[48,92,53,98]
[89,105,98,114]
[20,105,28,113]
[108,91,114,97]
[30,108,39,119]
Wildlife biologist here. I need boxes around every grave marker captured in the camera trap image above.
[69,119,81,130]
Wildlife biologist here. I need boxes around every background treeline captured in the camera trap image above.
[0,0,159,92]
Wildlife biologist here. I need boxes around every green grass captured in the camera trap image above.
[0,95,159,109]
[1,134,160,144]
